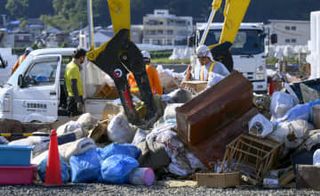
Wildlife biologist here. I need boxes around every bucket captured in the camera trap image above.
[312,105,320,129]
[128,167,155,186]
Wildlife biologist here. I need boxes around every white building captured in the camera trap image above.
[143,9,193,46]
[307,11,320,79]
[131,25,143,44]
[267,20,310,46]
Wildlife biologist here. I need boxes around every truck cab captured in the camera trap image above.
[195,23,267,93]
[0,48,117,123]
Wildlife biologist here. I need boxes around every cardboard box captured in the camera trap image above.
[180,81,207,94]
[296,165,320,190]
[196,172,240,188]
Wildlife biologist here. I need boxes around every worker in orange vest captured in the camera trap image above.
[128,50,163,95]
[11,47,33,74]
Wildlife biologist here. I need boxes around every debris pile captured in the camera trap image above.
[1,69,320,190]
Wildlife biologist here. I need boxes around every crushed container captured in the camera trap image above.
[0,145,32,166]
[0,165,36,185]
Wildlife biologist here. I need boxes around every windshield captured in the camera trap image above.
[199,29,265,55]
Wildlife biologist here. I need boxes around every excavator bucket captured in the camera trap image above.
[219,0,251,44]
[208,0,251,72]
[86,31,157,126]
[107,0,131,34]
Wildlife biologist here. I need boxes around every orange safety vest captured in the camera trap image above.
[128,64,163,95]
[200,62,216,81]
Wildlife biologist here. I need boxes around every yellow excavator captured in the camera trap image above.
[86,0,250,126]
[87,0,157,127]
[197,0,251,71]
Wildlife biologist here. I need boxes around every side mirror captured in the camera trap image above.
[188,35,195,47]
[270,34,277,44]
[18,74,24,88]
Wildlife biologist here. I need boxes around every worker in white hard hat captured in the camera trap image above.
[185,45,229,81]
[128,50,163,95]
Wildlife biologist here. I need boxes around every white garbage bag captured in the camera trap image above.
[270,91,297,120]
[107,113,135,143]
[269,120,313,149]
[313,149,320,166]
[57,121,82,136]
[163,103,183,123]
[249,114,273,138]
[77,113,99,134]
[131,129,148,146]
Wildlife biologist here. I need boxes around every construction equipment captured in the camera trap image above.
[87,0,157,126]
[200,0,251,71]
[191,0,267,93]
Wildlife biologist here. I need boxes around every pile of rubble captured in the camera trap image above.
[1,70,320,189]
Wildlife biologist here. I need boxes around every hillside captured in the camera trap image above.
[0,0,319,30]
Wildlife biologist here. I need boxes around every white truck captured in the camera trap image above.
[195,23,268,93]
[0,48,118,123]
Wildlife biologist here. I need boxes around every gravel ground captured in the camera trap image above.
[0,184,319,196]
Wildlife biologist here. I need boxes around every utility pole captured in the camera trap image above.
[87,0,94,49]
[1,15,6,28]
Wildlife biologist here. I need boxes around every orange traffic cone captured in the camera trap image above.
[45,129,62,186]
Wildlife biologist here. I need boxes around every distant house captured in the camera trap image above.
[46,32,70,48]
[13,31,33,48]
[104,25,143,44]
[131,25,143,44]
[266,20,310,46]
[26,18,44,36]
[94,31,112,47]
[45,26,62,34]
[143,9,193,46]
[0,29,14,48]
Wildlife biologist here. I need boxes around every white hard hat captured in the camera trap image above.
[196,45,210,57]
[141,50,151,59]
[196,45,213,61]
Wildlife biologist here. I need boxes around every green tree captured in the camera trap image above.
[41,0,87,31]
[5,0,28,19]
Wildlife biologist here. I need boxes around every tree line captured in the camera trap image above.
[0,0,319,31]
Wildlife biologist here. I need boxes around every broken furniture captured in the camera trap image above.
[222,134,282,182]
[176,71,253,145]
[176,71,256,166]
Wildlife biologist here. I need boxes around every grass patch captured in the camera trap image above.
[152,58,190,64]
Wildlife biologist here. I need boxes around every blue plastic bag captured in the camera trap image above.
[70,148,101,183]
[38,156,70,183]
[100,154,139,184]
[97,143,141,160]
[277,99,320,123]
